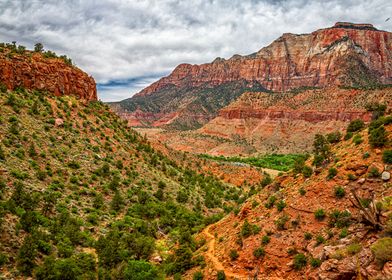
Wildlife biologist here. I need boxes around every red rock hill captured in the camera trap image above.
[0,46,97,101]
[138,22,392,96]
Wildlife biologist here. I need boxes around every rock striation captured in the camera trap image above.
[114,22,392,129]
[0,49,97,101]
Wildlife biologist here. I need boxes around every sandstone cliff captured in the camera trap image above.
[114,22,392,129]
[0,46,97,101]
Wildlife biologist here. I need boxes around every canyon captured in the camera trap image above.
[112,22,392,130]
[111,22,392,155]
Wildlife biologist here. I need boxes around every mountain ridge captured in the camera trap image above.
[111,22,392,130]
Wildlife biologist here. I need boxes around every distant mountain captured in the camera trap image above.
[111,22,392,130]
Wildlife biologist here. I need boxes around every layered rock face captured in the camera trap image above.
[199,87,392,153]
[138,22,392,95]
[114,22,392,129]
[0,49,97,101]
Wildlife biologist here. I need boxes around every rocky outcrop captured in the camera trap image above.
[0,49,97,101]
[115,23,392,130]
[197,87,392,154]
[138,22,392,96]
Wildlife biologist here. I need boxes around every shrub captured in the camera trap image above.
[253,247,265,259]
[310,258,322,268]
[0,252,8,267]
[299,187,306,196]
[326,131,342,143]
[261,235,270,245]
[329,210,351,228]
[0,145,5,161]
[260,173,272,187]
[229,249,239,261]
[302,166,313,178]
[368,167,380,178]
[265,195,277,209]
[344,132,353,140]
[275,214,289,230]
[316,235,325,245]
[346,243,361,255]
[382,150,392,164]
[314,209,326,221]
[276,200,286,212]
[293,253,307,270]
[363,152,370,159]
[327,167,338,179]
[371,238,392,266]
[193,271,203,280]
[347,119,364,132]
[352,134,363,145]
[334,186,345,198]
[304,232,312,240]
[217,271,226,280]
[339,228,348,238]
[17,236,37,275]
[369,126,388,148]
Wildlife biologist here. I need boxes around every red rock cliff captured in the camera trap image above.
[0,49,97,101]
[137,22,392,96]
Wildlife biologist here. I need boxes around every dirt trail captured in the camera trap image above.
[202,222,248,279]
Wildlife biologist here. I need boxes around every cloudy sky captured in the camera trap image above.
[0,0,391,101]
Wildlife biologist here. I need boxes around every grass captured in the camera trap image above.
[199,153,308,172]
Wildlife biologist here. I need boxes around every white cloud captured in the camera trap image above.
[0,0,391,101]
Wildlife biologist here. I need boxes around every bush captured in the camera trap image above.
[229,249,239,261]
[304,232,312,240]
[276,200,286,212]
[352,134,363,145]
[382,150,392,164]
[371,238,392,266]
[253,247,265,259]
[329,210,351,228]
[327,167,338,179]
[0,252,8,267]
[316,235,325,245]
[346,243,361,255]
[0,144,5,161]
[299,187,306,196]
[275,214,289,230]
[314,209,326,221]
[302,165,313,178]
[293,253,307,270]
[193,271,203,280]
[326,131,342,143]
[261,235,271,245]
[344,132,353,140]
[334,186,345,198]
[217,271,226,280]
[124,260,161,280]
[310,258,322,268]
[347,119,364,132]
[369,126,388,148]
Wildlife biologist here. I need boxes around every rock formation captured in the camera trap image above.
[0,47,97,101]
[112,22,392,129]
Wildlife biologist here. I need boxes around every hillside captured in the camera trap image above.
[0,87,260,279]
[111,22,392,130]
[0,44,269,279]
[183,117,392,279]
[135,87,392,155]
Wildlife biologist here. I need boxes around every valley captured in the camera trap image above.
[0,19,391,280]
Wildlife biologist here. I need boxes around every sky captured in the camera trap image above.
[0,0,391,101]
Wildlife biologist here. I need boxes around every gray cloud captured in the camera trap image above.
[0,0,391,101]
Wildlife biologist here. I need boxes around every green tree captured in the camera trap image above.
[124,260,161,280]
[17,235,37,275]
[34,43,44,52]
